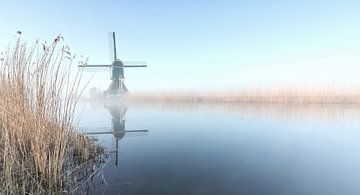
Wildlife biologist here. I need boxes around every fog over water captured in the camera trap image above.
[75,100,360,195]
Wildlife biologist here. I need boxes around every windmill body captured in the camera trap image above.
[108,60,127,95]
[79,32,146,96]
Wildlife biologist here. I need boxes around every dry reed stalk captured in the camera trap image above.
[124,85,360,104]
[0,35,103,194]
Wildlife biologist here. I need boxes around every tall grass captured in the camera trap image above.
[0,35,102,194]
[125,85,360,104]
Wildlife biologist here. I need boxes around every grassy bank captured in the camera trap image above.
[124,86,360,104]
[0,36,103,194]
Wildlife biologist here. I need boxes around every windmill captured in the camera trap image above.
[79,32,147,96]
[85,104,148,166]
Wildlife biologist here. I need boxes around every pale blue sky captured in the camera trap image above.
[1,0,360,91]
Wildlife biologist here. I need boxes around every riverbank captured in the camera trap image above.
[123,86,360,104]
[0,36,104,194]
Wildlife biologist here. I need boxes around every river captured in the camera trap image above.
[76,101,360,195]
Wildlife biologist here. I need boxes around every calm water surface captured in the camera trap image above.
[76,101,360,195]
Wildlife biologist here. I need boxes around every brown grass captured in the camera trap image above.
[0,35,103,194]
[124,85,360,104]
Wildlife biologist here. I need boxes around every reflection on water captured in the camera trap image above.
[83,103,148,166]
[77,101,360,195]
[127,102,360,123]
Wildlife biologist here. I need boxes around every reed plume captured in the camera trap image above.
[0,35,102,194]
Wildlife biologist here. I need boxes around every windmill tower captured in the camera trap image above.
[79,32,147,96]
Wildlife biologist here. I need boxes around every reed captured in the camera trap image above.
[125,85,360,104]
[0,35,103,194]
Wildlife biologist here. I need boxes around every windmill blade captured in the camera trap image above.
[82,127,148,134]
[78,64,111,68]
[86,131,113,135]
[125,129,148,133]
[123,65,147,68]
[80,126,113,134]
[108,32,117,61]
[84,129,149,137]
[124,129,149,137]
[123,60,147,68]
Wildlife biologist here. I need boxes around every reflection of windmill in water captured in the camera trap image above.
[78,32,147,96]
[87,105,148,166]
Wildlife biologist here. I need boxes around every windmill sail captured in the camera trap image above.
[108,32,117,61]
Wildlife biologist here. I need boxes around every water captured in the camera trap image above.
[76,101,360,195]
